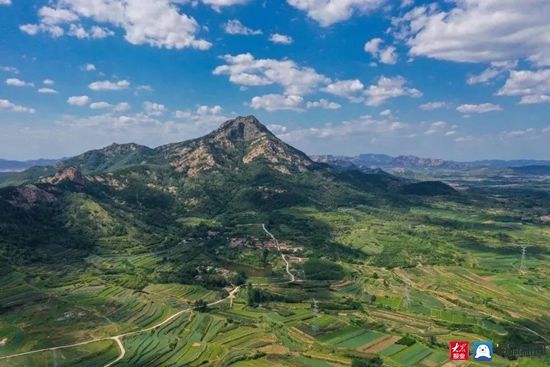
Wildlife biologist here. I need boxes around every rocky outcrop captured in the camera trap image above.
[41,166,86,186]
[12,185,57,208]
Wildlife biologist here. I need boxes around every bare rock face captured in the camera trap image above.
[41,166,86,186]
[215,115,270,142]
[12,185,56,208]
[158,116,313,176]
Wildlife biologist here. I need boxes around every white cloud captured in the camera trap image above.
[364,38,398,65]
[0,99,35,113]
[223,19,262,35]
[467,61,517,85]
[267,124,288,134]
[269,33,293,45]
[68,24,114,39]
[38,88,58,94]
[456,103,502,114]
[322,79,364,100]
[213,53,329,96]
[250,94,304,112]
[424,120,447,135]
[0,66,19,74]
[497,69,550,105]
[0,0,12,5]
[364,76,421,106]
[499,128,537,140]
[380,109,392,116]
[83,63,96,72]
[21,0,211,50]
[114,102,131,112]
[20,24,43,36]
[136,85,153,92]
[419,101,448,111]
[306,99,341,109]
[519,95,550,105]
[175,104,225,121]
[43,79,55,85]
[280,115,407,142]
[67,95,91,106]
[143,101,167,116]
[88,101,130,111]
[201,0,250,11]
[5,78,33,87]
[90,102,113,109]
[89,80,130,91]
[196,105,223,115]
[287,0,383,27]
[395,1,550,66]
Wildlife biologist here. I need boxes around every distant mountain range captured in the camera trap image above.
[311,154,550,171]
[0,159,60,173]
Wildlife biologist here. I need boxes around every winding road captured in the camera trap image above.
[0,226,291,365]
[262,224,296,283]
[0,286,241,366]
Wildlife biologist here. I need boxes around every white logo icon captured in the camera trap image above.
[475,344,492,359]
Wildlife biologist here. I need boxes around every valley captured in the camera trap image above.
[0,117,548,366]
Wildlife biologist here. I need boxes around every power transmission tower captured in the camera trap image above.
[312,298,320,333]
[403,282,411,308]
[520,245,527,273]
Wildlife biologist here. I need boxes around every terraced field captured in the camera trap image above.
[1,201,549,366]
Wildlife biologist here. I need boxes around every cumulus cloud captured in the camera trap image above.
[89,101,130,111]
[201,0,249,11]
[280,114,408,142]
[143,101,167,116]
[68,24,114,39]
[394,0,550,66]
[223,19,262,35]
[175,104,225,122]
[424,121,448,135]
[287,0,383,27]
[0,99,35,113]
[67,95,91,106]
[467,61,517,85]
[419,101,448,111]
[364,76,421,106]
[250,94,304,112]
[83,63,96,72]
[457,103,502,114]
[89,80,130,91]
[322,79,364,101]
[364,38,398,65]
[0,0,12,5]
[21,0,211,50]
[306,99,341,110]
[90,102,113,110]
[38,88,58,94]
[269,33,293,45]
[519,95,550,105]
[5,78,33,87]
[497,69,550,105]
[43,79,55,85]
[0,66,18,74]
[213,53,329,96]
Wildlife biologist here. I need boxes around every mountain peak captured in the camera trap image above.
[215,115,271,142]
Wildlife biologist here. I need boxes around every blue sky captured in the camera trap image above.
[0,0,549,161]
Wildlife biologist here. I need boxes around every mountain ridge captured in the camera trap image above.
[312,154,550,171]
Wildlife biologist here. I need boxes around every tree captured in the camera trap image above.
[351,357,383,367]
[193,299,208,312]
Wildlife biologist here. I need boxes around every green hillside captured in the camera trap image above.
[0,116,548,367]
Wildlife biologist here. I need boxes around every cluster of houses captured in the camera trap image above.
[227,237,308,263]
